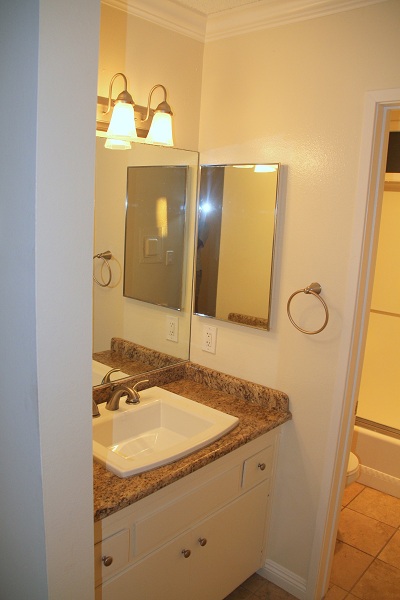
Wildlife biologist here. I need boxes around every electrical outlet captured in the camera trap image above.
[202,325,217,354]
[166,316,178,342]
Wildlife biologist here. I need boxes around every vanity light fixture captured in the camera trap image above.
[96,73,174,149]
[103,73,136,150]
[144,85,174,146]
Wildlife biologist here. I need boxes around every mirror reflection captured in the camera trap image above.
[194,164,280,330]
[93,138,198,386]
[124,165,188,310]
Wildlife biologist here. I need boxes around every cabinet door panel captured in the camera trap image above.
[97,532,191,600]
[190,480,270,600]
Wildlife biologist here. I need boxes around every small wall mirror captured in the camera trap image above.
[194,164,280,330]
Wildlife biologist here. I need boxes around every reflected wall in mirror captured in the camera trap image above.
[93,138,198,386]
[194,164,280,330]
[124,166,187,310]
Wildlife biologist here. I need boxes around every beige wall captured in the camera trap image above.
[190,0,400,592]
[1,0,99,597]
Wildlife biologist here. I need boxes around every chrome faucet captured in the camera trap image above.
[105,380,150,411]
[101,368,121,385]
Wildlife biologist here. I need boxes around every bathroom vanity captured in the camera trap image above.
[93,364,291,599]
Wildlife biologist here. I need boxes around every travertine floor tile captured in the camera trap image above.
[351,558,400,599]
[329,541,373,591]
[379,529,400,570]
[323,583,347,599]
[337,508,395,556]
[342,482,364,508]
[348,487,400,527]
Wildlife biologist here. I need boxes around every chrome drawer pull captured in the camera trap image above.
[258,462,266,471]
[102,555,113,567]
[182,549,191,558]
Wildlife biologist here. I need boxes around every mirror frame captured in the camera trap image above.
[193,163,281,331]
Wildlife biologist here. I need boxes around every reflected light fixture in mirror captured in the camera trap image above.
[97,73,174,149]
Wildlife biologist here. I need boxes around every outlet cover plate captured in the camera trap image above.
[202,325,217,353]
[166,316,178,342]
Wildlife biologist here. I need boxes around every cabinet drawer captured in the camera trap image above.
[241,445,274,491]
[134,465,241,557]
[94,528,129,585]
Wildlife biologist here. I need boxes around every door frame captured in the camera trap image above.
[309,88,400,599]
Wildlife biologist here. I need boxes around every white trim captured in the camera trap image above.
[102,0,388,41]
[358,465,400,498]
[260,560,307,600]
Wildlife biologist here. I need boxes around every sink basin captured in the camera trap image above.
[92,360,129,386]
[92,386,239,477]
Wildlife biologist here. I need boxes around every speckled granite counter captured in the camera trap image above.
[93,363,291,522]
[93,337,183,377]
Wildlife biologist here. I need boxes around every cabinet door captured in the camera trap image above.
[189,480,270,600]
[97,530,192,600]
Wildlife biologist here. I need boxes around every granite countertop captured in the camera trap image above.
[93,371,291,522]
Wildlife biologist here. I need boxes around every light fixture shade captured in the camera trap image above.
[105,102,137,150]
[147,112,174,146]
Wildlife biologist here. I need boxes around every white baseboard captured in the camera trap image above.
[358,465,400,498]
[259,559,307,600]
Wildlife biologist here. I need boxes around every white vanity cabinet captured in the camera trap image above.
[94,428,279,600]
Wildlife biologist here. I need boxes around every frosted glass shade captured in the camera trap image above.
[105,102,136,150]
[147,112,173,146]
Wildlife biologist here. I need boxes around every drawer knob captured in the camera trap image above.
[198,537,207,547]
[258,462,266,471]
[182,549,191,558]
[102,555,113,567]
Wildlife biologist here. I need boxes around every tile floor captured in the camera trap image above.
[224,483,400,600]
[326,482,400,599]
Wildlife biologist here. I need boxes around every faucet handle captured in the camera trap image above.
[125,379,150,405]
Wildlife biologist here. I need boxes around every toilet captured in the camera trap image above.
[346,452,360,487]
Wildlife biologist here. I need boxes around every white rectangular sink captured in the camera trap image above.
[92,386,239,477]
[92,360,129,386]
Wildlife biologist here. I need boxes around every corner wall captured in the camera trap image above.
[194,1,400,595]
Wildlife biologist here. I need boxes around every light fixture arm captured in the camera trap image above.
[104,72,134,115]
[142,84,173,122]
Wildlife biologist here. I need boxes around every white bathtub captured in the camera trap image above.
[353,424,400,498]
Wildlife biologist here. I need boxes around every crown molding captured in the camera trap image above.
[206,0,388,41]
[102,0,206,42]
[103,0,388,42]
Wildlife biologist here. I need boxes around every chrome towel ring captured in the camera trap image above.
[287,282,329,335]
[93,251,112,287]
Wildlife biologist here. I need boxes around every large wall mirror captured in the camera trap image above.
[194,164,280,330]
[93,138,198,386]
